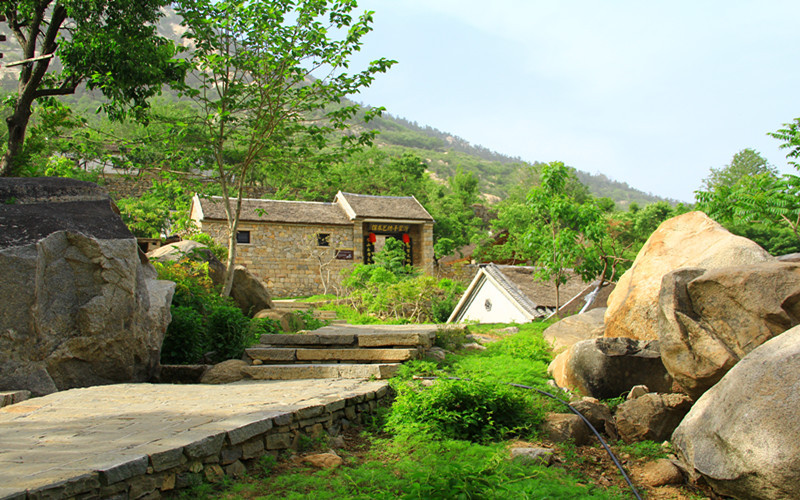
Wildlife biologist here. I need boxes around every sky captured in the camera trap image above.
[343,0,800,202]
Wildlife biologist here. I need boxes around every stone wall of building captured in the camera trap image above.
[201,220,357,297]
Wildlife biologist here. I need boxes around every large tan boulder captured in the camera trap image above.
[658,262,800,399]
[604,211,771,340]
[672,325,800,500]
[0,178,175,396]
[543,308,606,354]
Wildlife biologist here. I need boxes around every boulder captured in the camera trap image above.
[658,262,800,399]
[548,337,673,399]
[0,178,175,396]
[302,451,343,469]
[543,308,606,354]
[149,241,273,316]
[200,359,249,384]
[253,309,306,332]
[633,459,684,487]
[672,325,800,500]
[604,212,771,340]
[541,413,592,445]
[510,447,555,466]
[570,397,616,439]
[614,393,692,443]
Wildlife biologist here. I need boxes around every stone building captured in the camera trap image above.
[190,191,435,296]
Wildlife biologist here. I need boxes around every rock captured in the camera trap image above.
[615,393,692,443]
[510,447,554,466]
[604,212,771,340]
[254,309,304,332]
[425,347,448,361]
[328,436,346,450]
[302,451,343,469]
[543,308,606,354]
[633,459,684,487]
[672,325,800,500]
[200,359,248,384]
[495,326,520,335]
[0,178,175,396]
[626,385,649,400]
[149,241,273,316]
[542,413,592,445]
[548,337,673,399]
[461,342,486,351]
[570,397,616,439]
[659,262,800,399]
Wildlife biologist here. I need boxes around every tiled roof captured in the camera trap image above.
[196,196,352,225]
[337,192,434,221]
[485,264,588,313]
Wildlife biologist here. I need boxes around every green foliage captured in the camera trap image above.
[768,117,800,169]
[701,148,776,191]
[154,259,255,364]
[434,326,470,351]
[614,440,668,460]
[1,0,186,175]
[372,238,414,277]
[387,378,538,442]
[116,180,193,238]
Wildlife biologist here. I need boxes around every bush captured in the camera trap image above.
[206,304,252,363]
[386,378,538,442]
[156,258,255,364]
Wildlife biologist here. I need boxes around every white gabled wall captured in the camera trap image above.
[453,276,531,324]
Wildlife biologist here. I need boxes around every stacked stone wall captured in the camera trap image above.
[201,220,356,297]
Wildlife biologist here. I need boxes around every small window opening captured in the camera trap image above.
[317,233,330,247]
[236,230,251,244]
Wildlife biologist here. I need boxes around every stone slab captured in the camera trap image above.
[0,379,388,496]
[243,363,400,380]
[246,347,298,362]
[357,332,434,348]
[258,333,356,346]
[296,348,418,362]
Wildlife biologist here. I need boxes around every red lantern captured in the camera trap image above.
[368,233,376,243]
[402,233,410,244]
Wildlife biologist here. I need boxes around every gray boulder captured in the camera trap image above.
[672,324,800,500]
[149,240,273,316]
[0,178,174,396]
[549,337,673,399]
[659,262,800,399]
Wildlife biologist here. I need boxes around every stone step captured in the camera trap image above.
[258,331,434,348]
[313,310,338,319]
[242,363,399,380]
[246,347,420,363]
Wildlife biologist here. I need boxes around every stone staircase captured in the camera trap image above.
[272,299,344,324]
[242,324,438,380]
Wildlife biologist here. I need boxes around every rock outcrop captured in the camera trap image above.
[0,178,174,396]
[658,262,800,399]
[672,325,800,500]
[149,240,273,315]
[604,212,771,340]
[548,337,673,399]
[543,307,606,354]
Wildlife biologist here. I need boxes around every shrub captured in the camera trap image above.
[161,306,205,364]
[206,304,252,363]
[386,378,538,443]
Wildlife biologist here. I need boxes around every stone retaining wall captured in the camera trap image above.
[4,383,391,500]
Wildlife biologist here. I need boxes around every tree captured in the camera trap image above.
[523,161,606,314]
[700,148,776,191]
[0,0,186,176]
[176,0,394,296]
[768,117,800,169]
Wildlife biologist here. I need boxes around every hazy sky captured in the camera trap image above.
[346,0,800,202]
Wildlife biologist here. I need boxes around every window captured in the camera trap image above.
[236,230,251,244]
[317,233,330,247]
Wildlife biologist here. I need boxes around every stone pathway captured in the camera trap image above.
[0,379,389,499]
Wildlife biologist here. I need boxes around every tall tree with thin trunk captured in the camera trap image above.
[176,0,395,296]
[0,0,185,176]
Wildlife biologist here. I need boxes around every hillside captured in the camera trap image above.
[0,6,672,207]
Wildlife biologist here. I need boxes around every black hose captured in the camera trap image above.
[412,376,643,500]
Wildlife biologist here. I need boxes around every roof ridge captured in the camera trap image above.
[207,196,335,206]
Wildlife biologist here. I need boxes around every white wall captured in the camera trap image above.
[458,280,529,324]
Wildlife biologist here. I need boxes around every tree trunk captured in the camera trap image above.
[1,98,34,176]
[221,219,238,297]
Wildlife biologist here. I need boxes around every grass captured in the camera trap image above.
[175,321,634,500]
